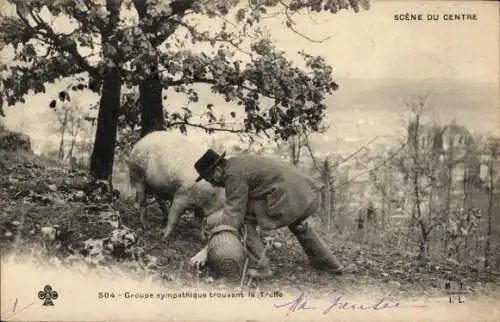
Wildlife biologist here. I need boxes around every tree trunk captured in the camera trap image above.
[325,179,331,232]
[484,152,495,270]
[288,135,301,166]
[444,164,453,256]
[418,219,429,260]
[381,168,388,228]
[133,0,166,138]
[428,169,435,257]
[66,117,80,161]
[67,132,78,161]
[462,158,471,261]
[89,67,121,182]
[412,115,425,258]
[139,59,164,137]
[330,176,336,223]
[58,111,68,160]
[89,0,123,183]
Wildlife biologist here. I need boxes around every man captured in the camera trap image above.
[188,149,344,278]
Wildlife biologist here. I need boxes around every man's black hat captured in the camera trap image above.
[194,149,226,182]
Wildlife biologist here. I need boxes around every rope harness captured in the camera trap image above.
[205,223,248,249]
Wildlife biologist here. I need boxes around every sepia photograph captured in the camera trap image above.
[0,0,498,321]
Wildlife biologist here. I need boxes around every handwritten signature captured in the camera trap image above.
[1,298,37,321]
[274,292,428,315]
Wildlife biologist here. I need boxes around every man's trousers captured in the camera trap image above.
[244,198,343,272]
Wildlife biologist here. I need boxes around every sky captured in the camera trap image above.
[264,1,498,82]
[0,0,498,155]
[1,1,498,81]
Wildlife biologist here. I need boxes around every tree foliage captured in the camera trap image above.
[0,0,370,179]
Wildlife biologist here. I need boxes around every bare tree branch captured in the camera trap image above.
[161,73,278,100]
[165,120,245,135]
[280,0,332,43]
[301,127,326,174]
[175,19,252,56]
[301,127,380,177]
[16,5,99,78]
[331,136,380,169]
[334,142,408,190]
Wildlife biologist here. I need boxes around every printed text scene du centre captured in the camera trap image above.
[394,13,478,21]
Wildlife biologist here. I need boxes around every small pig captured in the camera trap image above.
[127,130,224,240]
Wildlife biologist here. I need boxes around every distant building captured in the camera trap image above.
[407,121,475,154]
[407,122,500,197]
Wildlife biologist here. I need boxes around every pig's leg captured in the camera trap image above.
[158,199,170,227]
[192,205,205,221]
[155,191,173,228]
[161,194,189,241]
[134,181,148,229]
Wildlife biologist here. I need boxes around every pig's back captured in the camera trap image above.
[128,131,206,188]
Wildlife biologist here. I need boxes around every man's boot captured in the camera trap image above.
[288,220,344,275]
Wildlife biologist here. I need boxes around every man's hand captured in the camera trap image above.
[189,246,208,270]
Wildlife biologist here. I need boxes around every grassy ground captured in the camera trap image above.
[1,146,499,302]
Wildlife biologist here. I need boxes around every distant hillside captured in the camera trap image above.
[304,78,499,155]
[334,78,496,110]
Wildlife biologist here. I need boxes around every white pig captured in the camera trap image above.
[127,130,224,240]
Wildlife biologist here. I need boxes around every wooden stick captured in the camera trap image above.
[240,257,249,289]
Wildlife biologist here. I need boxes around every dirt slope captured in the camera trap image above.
[0,145,498,301]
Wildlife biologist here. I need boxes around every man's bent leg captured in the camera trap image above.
[243,205,272,278]
[243,224,271,270]
[288,219,344,274]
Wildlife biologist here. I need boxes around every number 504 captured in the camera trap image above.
[98,292,116,299]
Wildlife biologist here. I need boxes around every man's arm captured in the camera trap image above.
[223,174,249,228]
[207,174,248,230]
[191,175,248,269]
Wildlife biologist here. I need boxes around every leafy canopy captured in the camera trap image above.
[0,0,369,141]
